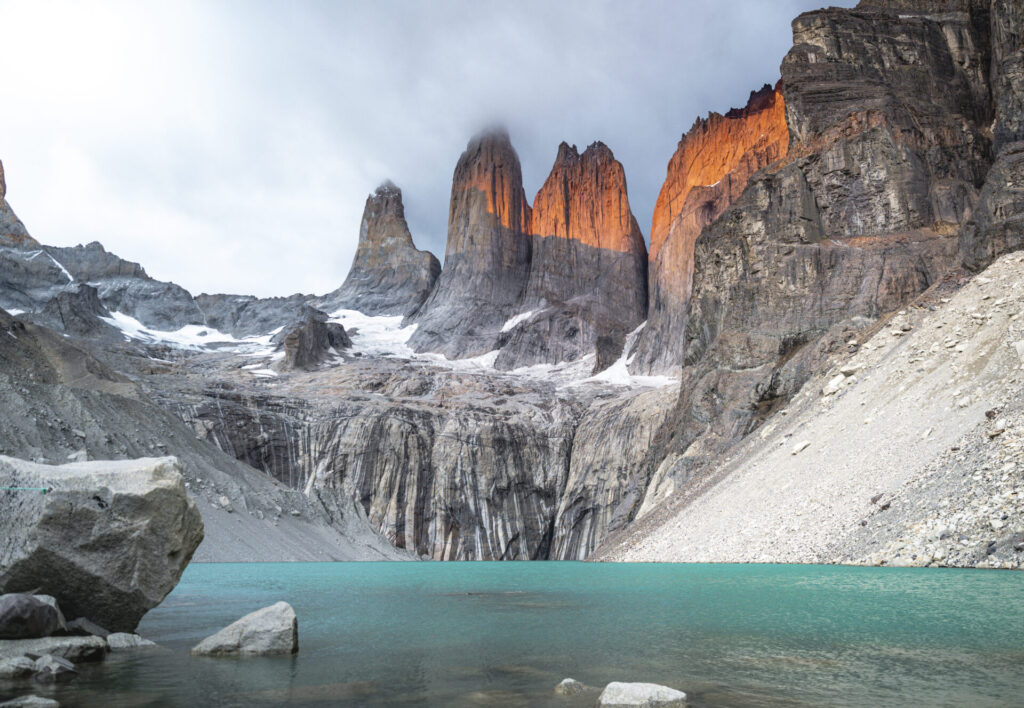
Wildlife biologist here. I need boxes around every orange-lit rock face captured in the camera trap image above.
[649,84,789,262]
[446,130,532,257]
[530,141,646,257]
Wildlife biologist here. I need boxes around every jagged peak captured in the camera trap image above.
[374,179,401,198]
[685,81,783,138]
[0,159,5,199]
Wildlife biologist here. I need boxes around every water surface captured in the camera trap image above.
[12,562,1024,706]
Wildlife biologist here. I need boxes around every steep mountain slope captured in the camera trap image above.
[600,253,1024,569]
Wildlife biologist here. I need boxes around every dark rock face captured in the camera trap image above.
[960,141,1024,269]
[320,182,440,317]
[600,4,991,534]
[193,293,310,338]
[0,594,62,640]
[991,0,1024,150]
[273,306,351,371]
[0,160,37,248]
[631,85,789,374]
[0,456,204,633]
[494,142,647,371]
[38,284,116,338]
[408,128,533,358]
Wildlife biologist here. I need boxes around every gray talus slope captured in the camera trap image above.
[600,253,1024,567]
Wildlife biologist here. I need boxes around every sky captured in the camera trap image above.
[0,0,857,298]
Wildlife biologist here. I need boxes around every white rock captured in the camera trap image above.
[0,697,61,708]
[190,602,297,656]
[822,374,846,395]
[0,656,35,679]
[106,633,157,651]
[597,682,687,707]
[792,441,811,455]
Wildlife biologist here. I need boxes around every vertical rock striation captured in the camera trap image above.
[320,181,440,317]
[408,128,533,358]
[990,0,1024,151]
[495,142,647,371]
[631,85,789,374]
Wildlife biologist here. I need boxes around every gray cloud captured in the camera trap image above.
[0,0,856,297]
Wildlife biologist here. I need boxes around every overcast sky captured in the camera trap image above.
[0,0,856,298]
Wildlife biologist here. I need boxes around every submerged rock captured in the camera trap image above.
[554,677,588,695]
[190,601,298,656]
[31,655,76,684]
[0,595,62,640]
[597,682,687,707]
[0,636,106,663]
[0,656,35,680]
[105,633,157,651]
[0,696,60,708]
[0,456,204,633]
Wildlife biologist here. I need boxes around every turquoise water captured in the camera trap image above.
[12,562,1024,706]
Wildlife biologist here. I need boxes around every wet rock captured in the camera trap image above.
[319,181,440,317]
[597,681,687,707]
[31,655,76,684]
[0,596,62,640]
[554,678,587,696]
[105,633,157,651]
[63,618,109,639]
[0,636,106,663]
[0,656,35,680]
[190,601,298,656]
[0,456,204,633]
[0,696,60,708]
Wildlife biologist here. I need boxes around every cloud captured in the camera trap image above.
[0,0,855,297]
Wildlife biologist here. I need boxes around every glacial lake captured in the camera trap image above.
[19,562,1024,707]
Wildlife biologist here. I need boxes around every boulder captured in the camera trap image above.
[554,678,587,695]
[0,636,106,663]
[0,596,62,640]
[0,456,204,633]
[273,306,351,371]
[597,682,688,707]
[105,633,157,651]
[190,602,298,656]
[0,697,60,708]
[0,656,35,680]
[31,655,76,684]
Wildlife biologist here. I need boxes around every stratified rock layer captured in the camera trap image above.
[321,182,440,317]
[408,129,532,357]
[990,0,1024,150]
[495,142,647,371]
[631,84,789,373]
[0,456,204,632]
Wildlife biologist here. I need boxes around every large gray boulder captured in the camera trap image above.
[0,697,60,708]
[597,682,688,707]
[0,456,204,633]
[0,595,61,640]
[190,601,298,656]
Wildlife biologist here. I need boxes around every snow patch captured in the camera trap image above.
[574,322,677,388]
[99,311,277,353]
[500,310,536,333]
[5,309,25,317]
[327,309,417,357]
